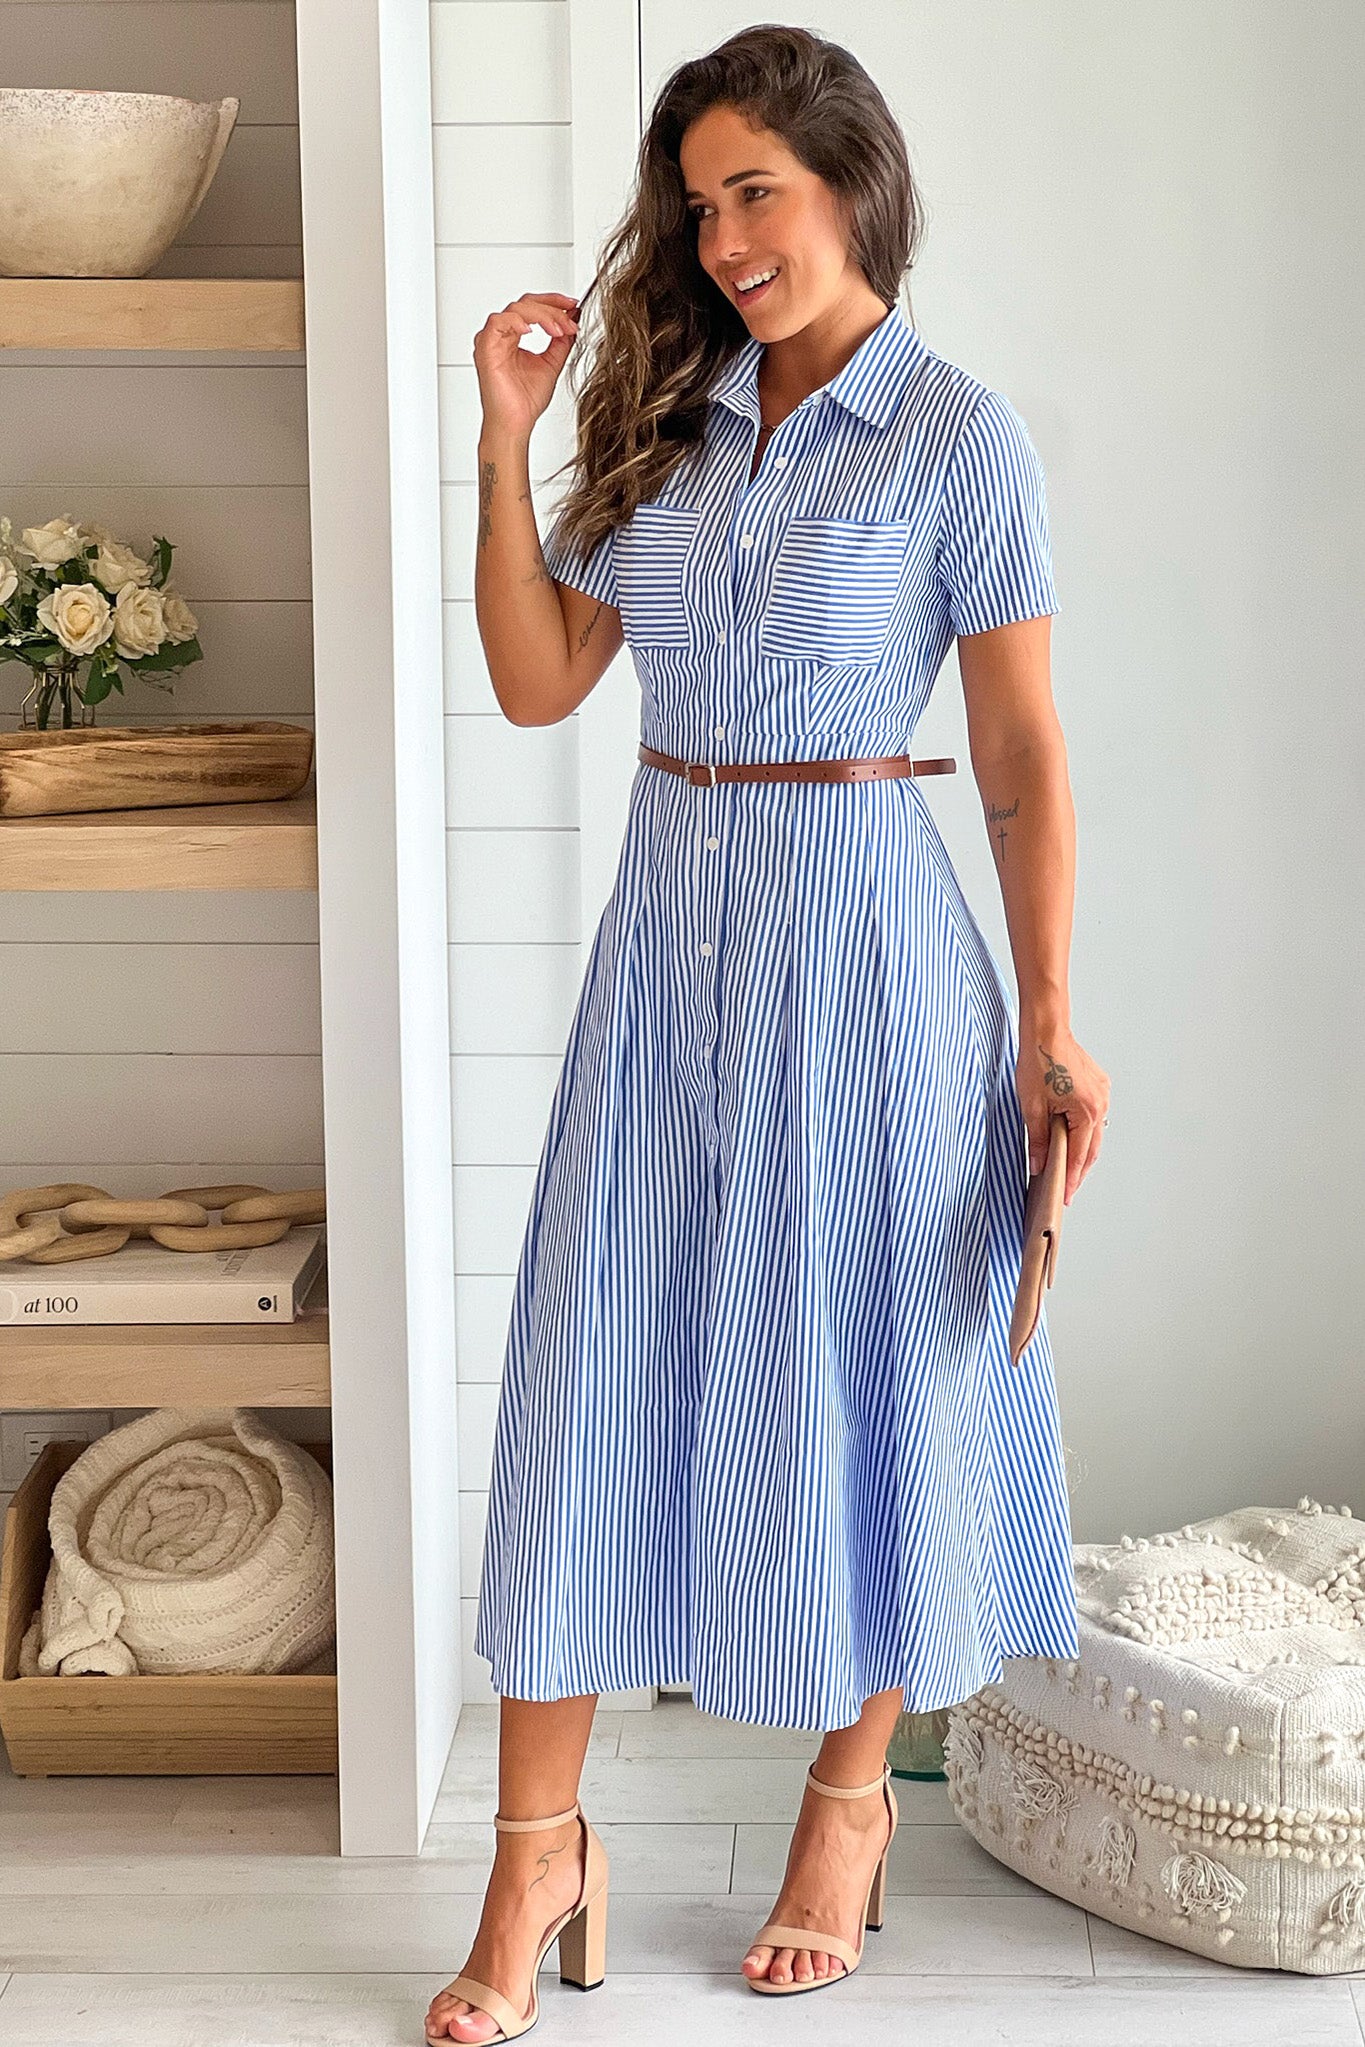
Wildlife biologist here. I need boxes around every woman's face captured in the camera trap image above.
[678,103,861,334]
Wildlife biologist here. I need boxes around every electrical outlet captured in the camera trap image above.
[0,1411,108,1489]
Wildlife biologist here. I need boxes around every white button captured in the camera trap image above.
[716,627,727,642]
[705,835,719,851]
[774,455,788,468]
[713,724,725,740]
[699,940,713,956]
[739,532,754,548]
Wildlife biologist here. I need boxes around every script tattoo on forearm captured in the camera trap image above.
[988,794,1020,864]
[1039,1046,1075,1097]
[477,458,496,547]
[577,602,605,650]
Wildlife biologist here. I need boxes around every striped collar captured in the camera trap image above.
[707,299,924,431]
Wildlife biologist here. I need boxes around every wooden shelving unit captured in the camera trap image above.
[0,1310,330,1410]
[0,278,305,353]
[0,279,323,1414]
[0,2,457,1845]
[0,772,321,1399]
[0,790,317,890]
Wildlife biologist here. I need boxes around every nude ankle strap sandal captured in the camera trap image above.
[745,1760,899,1996]
[423,1798,609,2043]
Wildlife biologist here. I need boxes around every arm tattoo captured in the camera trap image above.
[577,603,605,650]
[477,458,496,547]
[482,458,544,575]
[1038,1045,1075,1097]
[987,793,1020,864]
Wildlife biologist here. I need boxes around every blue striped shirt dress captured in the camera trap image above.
[472,300,1081,1729]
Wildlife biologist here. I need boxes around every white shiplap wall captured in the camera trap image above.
[0,2,324,1520]
[433,0,597,1701]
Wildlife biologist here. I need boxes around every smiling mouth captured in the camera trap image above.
[733,267,779,302]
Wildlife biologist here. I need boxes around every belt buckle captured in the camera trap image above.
[685,760,718,787]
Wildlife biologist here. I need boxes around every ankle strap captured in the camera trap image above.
[493,1800,581,1832]
[806,1762,889,1800]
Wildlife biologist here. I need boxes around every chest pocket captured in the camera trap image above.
[613,504,701,648]
[759,516,913,666]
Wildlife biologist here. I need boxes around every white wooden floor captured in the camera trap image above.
[2,1695,1364,2045]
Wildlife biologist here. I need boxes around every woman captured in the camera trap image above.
[427,22,1110,2044]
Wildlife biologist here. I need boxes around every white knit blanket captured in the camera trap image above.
[18,1407,335,1678]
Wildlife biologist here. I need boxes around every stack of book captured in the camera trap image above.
[0,1225,327,1326]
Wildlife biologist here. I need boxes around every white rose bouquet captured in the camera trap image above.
[0,513,202,730]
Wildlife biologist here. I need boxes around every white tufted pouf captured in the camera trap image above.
[942,1497,1365,1973]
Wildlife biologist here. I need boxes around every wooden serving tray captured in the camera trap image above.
[0,720,314,818]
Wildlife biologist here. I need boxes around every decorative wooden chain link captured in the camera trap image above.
[0,1183,326,1265]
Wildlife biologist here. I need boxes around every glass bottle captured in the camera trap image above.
[887,1706,950,1780]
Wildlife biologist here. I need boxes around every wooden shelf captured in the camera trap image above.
[0,1311,330,1409]
[0,790,317,890]
[0,278,305,352]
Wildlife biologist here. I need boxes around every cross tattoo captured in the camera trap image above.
[987,796,1019,866]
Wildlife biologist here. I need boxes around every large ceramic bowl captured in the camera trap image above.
[0,88,239,277]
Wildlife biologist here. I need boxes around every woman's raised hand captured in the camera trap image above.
[474,292,580,443]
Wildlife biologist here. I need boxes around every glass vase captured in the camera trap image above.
[21,665,94,732]
[886,1706,950,1780]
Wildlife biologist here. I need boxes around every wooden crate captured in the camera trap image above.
[0,1439,337,1776]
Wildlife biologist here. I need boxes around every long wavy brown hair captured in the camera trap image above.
[547,23,927,572]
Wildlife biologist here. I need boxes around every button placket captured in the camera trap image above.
[738,393,809,503]
[729,401,809,649]
[696,820,720,965]
[690,779,724,1190]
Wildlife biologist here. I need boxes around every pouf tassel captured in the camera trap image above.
[1161,1850,1247,1915]
[1008,1753,1077,1820]
[1325,1880,1365,1932]
[943,1719,984,1778]
[1097,1817,1137,1887]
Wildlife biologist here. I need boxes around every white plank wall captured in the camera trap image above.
[433,0,594,1700]
[0,2,322,1523]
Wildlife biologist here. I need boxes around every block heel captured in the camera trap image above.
[865,1827,889,1931]
[423,1799,609,2042]
[744,1760,899,1995]
[557,1868,608,1988]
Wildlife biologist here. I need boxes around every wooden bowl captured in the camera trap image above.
[0,721,314,818]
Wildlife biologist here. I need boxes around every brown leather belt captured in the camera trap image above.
[638,743,956,787]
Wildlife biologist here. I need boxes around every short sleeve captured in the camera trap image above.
[540,504,619,609]
[937,389,1059,636]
